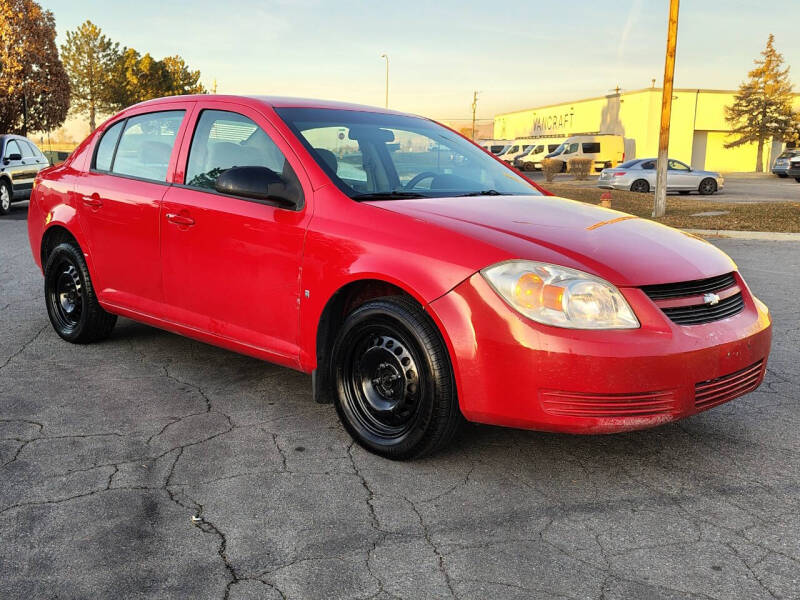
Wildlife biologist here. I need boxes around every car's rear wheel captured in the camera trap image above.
[44,242,117,343]
[0,180,12,215]
[330,296,461,460]
[630,179,650,193]
[698,178,717,195]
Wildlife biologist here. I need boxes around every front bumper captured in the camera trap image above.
[429,272,772,434]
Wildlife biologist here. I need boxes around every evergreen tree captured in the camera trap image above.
[725,34,796,172]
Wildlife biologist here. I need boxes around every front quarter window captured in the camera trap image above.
[276,107,540,199]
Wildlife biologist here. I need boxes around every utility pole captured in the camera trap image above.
[471,91,479,140]
[380,54,389,108]
[653,0,680,218]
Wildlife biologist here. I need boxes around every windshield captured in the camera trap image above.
[276,108,541,199]
[778,151,799,159]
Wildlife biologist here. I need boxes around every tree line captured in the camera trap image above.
[0,0,205,135]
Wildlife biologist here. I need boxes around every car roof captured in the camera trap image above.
[128,94,414,117]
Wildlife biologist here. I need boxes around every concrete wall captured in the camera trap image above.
[494,88,800,172]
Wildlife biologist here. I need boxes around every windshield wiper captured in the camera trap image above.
[352,191,430,201]
[457,189,504,197]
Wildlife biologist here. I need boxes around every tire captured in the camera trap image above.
[630,179,650,193]
[44,242,117,343]
[777,173,788,178]
[698,178,717,195]
[0,179,11,215]
[795,177,800,183]
[330,296,461,460]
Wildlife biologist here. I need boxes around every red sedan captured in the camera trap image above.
[27,95,772,459]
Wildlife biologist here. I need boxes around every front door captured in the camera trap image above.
[77,109,188,313]
[667,159,695,190]
[2,139,34,195]
[160,105,310,364]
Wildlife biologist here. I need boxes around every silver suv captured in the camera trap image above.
[0,134,50,215]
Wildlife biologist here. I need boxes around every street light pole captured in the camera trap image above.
[471,91,479,140]
[380,53,389,109]
[653,0,680,218]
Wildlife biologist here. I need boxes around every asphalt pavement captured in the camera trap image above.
[1,202,799,600]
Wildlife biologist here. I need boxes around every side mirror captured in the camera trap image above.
[215,166,300,208]
[5,153,22,162]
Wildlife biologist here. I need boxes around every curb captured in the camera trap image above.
[683,228,800,241]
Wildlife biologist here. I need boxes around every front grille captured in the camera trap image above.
[641,272,744,325]
[661,292,745,325]
[641,272,736,300]
[541,389,676,418]
[695,360,764,411]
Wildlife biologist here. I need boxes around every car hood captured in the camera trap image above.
[366,194,736,287]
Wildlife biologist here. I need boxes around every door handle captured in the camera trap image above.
[81,195,103,208]
[166,213,195,227]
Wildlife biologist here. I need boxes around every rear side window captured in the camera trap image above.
[94,120,125,172]
[111,111,185,182]
[640,161,656,169]
[582,142,601,153]
[19,140,34,158]
[185,109,297,193]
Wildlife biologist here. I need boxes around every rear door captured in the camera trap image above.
[76,106,191,313]
[159,103,312,364]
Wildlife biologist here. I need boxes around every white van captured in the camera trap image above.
[499,138,538,164]
[516,138,567,171]
[534,134,625,172]
[479,140,513,156]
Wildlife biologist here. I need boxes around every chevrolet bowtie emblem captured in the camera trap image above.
[703,293,721,306]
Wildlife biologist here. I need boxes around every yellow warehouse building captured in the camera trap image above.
[493,88,800,172]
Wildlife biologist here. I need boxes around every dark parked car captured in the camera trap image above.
[0,134,50,214]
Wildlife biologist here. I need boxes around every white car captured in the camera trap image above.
[598,158,724,195]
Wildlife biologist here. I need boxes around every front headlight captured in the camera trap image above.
[481,260,639,329]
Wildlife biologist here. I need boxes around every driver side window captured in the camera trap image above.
[185,110,296,191]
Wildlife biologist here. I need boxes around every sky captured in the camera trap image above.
[40,0,800,136]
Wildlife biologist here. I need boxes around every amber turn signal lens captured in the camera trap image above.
[513,273,564,311]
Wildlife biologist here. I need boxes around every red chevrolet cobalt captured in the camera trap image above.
[28,96,772,459]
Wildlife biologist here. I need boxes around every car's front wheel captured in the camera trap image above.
[330,296,461,459]
[0,180,12,215]
[630,179,650,193]
[698,178,718,195]
[44,242,117,343]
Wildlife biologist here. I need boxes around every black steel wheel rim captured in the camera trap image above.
[340,323,425,439]
[47,258,83,332]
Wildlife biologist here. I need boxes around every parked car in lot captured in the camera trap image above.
[771,149,799,177]
[1,134,50,214]
[43,149,71,166]
[536,134,624,172]
[28,95,771,459]
[598,158,724,195]
[787,155,800,182]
